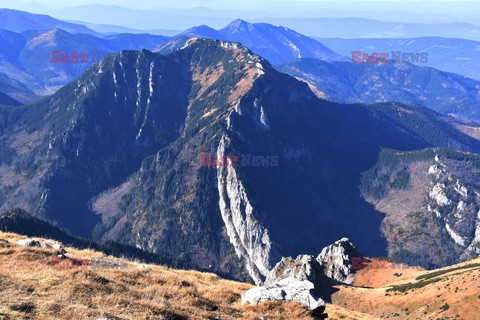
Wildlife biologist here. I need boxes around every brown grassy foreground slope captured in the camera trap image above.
[331,257,480,319]
[1,231,479,320]
[0,232,311,320]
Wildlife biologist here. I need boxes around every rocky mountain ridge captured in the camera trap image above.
[1,38,480,283]
[361,148,480,268]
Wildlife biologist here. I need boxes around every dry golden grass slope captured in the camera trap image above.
[1,231,479,320]
[0,232,311,320]
[331,257,480,320]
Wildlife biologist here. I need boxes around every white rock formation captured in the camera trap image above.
[242,278,325,311]
[136,264,152,272]
[316,238,360,285]
[428,155,480,260]
[429,183,451,206]
[463,219,480,258]
[242,238,360,313]
[15,238,52,248]
[47,240,63,250]
[265,255,323,285]
[445,223,466,247]
[216,135,273,284]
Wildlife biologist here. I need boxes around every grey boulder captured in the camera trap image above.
[242,278,325,311]
[15,238,52,248]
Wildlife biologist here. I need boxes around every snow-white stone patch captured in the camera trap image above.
[113,72,118,99]
[428,164,440,175]
[259,106,270,130]
[454,181,468,198]
[445,223,466,246]
[234,102,242,115]
[255,62,265,76]
[287,39,302,59]
[429,183,451,206]
[136,57,142,109]
[220,41,239,50]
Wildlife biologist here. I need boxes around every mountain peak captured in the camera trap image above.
[180,24,221,38]
[26,28,62,48]
[173,37,270,105]
[179,37,258,58]
[224,19,253,32]
[155,20,344,64]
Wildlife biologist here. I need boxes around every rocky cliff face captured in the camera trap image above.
[217,135,275,284]
[427,155,480,260]
[362,149,480,268]
[266,255,325,286]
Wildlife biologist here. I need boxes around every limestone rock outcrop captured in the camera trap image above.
[316,237,361,285]
[242,238,361,313]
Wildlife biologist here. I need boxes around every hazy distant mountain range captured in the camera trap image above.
[263,17,480,41]
[3,3,480,40]
[156,19,347,64]
[1,8,479,122]
[0,8,99,35]
[318,37,480,81]
[1,7,480,120]
[0,10,346,98]
[278,58,480,121]
[0,27,169,97]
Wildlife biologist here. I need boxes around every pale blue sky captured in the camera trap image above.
[2,0,479,10]
[1,0,478,31]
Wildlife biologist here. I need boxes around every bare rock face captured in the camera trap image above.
[265,254,324,286]
[242,278,325,311]
[47,240,67,254]
[316,237,361,285]
[427,156,480,261]
[242,238,361,313]
[216,135,274,284]
[242,255,326,311]
[136,264,152,272]
[15,238,52,248]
